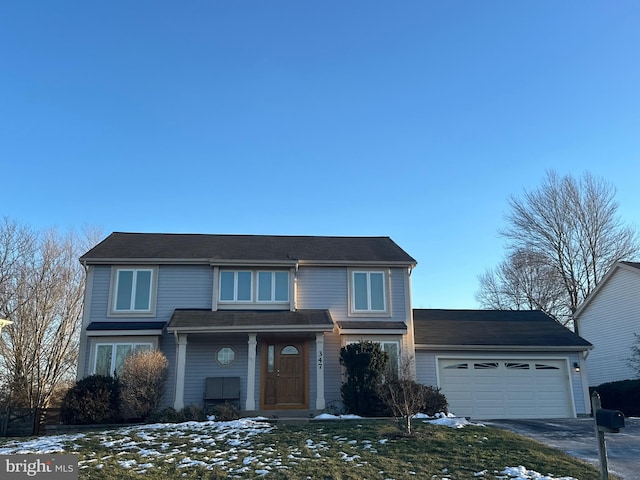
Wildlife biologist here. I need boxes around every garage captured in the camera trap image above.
[438,358,573,419]
[413,309,593,419]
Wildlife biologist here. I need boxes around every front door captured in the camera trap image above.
[261,340,308,409]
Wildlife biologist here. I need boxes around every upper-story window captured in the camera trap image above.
[220,271,253,302]
[219,270,289,304]
[258,271,289,302]
[351,270,387,313]
[112,267,157,314]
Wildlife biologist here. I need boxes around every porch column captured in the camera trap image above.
[315,333,325,410]
[246,333,257,410]
[174,334,188,410]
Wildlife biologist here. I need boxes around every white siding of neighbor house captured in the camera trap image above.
[577,267,640,386]
[414,350,589,416]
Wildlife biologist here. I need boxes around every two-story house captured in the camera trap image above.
[76,233,417,413]
[77,232,593,419]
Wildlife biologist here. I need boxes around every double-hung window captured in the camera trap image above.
[94,343,152,376]
[112,268,155,314]
[351,270,387,313]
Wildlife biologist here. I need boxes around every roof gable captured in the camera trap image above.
[80,232,417,265]
[573,261,640,319]
[413,309,592,349]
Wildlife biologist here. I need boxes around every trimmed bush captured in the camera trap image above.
[147,404,207,423]
[340,341,390,416]
[119,350,168,420]
[591,379,640,417]
[210,402,240,421]
[420,384,448,416]
[61,375,121,425]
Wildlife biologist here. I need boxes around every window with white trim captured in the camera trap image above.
[113,268,154,313]
[345,340,400,379]
[257,271,289,302]
[94,343,152,376]
[219,270,289,303]
[351,271,387,313]
[220,271,253,302]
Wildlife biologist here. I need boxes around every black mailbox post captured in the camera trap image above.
[595,409,625,432]
[591,391,626,480]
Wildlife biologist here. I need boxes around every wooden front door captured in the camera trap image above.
[262,341,308,409]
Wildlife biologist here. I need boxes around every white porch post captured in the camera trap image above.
[246,333,257,411]
[174,334,188,410]
[315,333,325,410]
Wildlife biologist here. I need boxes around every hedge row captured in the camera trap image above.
[590,379,640,417]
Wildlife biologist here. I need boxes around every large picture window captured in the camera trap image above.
[352,271,386,312]
[94,343,152,376]
[113,268,155,313]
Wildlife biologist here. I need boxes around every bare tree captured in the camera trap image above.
[0,218,98,408]
[477,249,567,319]
[477,171,639,325]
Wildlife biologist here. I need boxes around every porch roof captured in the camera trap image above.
[86,321,166,336]
[166,309,335,334]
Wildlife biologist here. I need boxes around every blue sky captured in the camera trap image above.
[2,1,639,309]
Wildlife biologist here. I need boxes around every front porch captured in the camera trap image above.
[166,309,336,412]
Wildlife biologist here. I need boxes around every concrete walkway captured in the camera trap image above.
[487,417,640,480]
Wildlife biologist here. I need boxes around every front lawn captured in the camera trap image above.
[0,417,604,479]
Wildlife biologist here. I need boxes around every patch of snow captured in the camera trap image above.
[502,466,577,480]
[314,413,364,420]
[425,416,484,429]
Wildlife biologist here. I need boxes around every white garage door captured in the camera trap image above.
[438,358,573,419]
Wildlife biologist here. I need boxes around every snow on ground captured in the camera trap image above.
[0,415,576,479]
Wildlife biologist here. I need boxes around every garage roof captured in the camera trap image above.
[413,309,592,350]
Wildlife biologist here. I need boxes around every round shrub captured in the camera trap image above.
[61,375,121,425]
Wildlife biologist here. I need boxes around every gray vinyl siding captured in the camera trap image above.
[577,267,640,386]
[88,265,212,322]
[415,350,438,387]
[161,332,176,408]
[323,332,344,409]
[182,335,248,408]
[296,266,409,322]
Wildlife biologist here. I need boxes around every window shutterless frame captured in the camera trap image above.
[349,270,388,314]
[110,266,157,316]
[93,342,153,376]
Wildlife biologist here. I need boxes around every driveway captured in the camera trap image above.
[487,417,640,480]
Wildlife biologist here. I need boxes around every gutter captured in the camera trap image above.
[414,344,594,352]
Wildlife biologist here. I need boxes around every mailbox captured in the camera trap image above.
[595,409,625,431]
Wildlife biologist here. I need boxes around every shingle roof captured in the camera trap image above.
[620,261,640,270]
[87,321,166,331]
[166,309,335,333]
[80,232,416,265]
[413,309,592,349]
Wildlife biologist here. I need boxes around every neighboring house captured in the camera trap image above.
[76,232,593,419]
[77,233,417,413]
[413,309,592,419]
[573,261,640,386]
